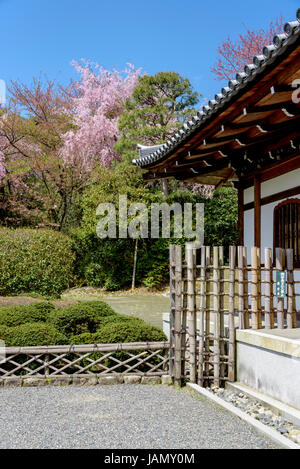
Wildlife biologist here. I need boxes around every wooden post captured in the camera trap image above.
[181,256,187,380]
[213,246,220,386]
[228,246,236,382]
[186,244,196,383]
[169,245,176,379]
[238,186,244,246]
[204,247,211,383]
[254,176,261,248]
[251,247,262,329]
[219,247,225,380]
[198,246,206,387]
[45,353,49,378]
[276,248,285,329]
[238,246,245,329]
[131,238,138,290]
[264,248,274,329]
[286,249,296,329]
[174,245,183,386]
[243,247,250,329]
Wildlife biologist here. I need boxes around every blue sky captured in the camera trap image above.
[0,0,298,105]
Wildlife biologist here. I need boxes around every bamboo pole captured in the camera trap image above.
[257,247,262,329]
[251,247,262,329]
[286,248,296,329]
[131,238,138,290]
[186,244,196,383]
[174,245,183,386]
[181,252,187,380]
[219,247,225,380]
[228,246,236,382]
[243,247,250,329]
[238,246,245,329]
[198,246,206,386]
[45,354,49,378]
[264,248,274,329]
[213,246,220,386]
[205,246,211,383]
[169,245,176,378]
[4,342,170,355]
[276,248,285,329]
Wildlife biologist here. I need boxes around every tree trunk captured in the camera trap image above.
[131,238,138,291]
[161,179,169,196]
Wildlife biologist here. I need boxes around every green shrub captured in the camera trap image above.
[92,321,167,344]
[100,314,143,326]
[0,228,75,297]
[47,301,116,337]
[69,315,144,344]
[4,322,68,347]
[69,332,96,345]
[70,320,167,374]
[0,325,11,342]
[0,302,55,327]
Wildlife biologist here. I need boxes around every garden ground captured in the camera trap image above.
[0,287,169,328]
[0,384,278,449]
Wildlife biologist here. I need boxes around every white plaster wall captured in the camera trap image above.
[244,169,300,204]
[244,169,300,309]
[237,341,300,409]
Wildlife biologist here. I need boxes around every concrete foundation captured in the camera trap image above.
[236,329,300,410]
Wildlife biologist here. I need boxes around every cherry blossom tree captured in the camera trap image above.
[63,61,140,168]
[211,16,284,81]
[0,62,140,228]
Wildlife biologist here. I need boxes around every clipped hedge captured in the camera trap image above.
[3,322,68,347]
[69,315,145,344]
[0,228,75,297]
[47,301,117,337]
[0,300,167,348]
[90,321,167,344]
[0,325,11,342]
[0,302,55,327]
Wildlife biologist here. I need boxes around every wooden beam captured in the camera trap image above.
[244,185,300,211]
[238,185,244,246]
[241,153,300,188]
[214,169,234,191]
[254,176,261,248]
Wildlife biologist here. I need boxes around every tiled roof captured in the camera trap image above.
[133,8,300,168]
[137,144,165,160]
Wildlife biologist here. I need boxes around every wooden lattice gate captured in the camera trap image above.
[169,244,297,388]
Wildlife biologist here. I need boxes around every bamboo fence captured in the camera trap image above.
[0,342,169,378]
[169,245,298,387]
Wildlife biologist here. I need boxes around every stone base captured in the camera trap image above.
[0,374,167,387]
[236,329,300,410]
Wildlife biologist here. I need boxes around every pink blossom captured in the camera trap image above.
[62,61,141,169]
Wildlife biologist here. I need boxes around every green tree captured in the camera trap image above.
[73,166,238,291]
[115,72,200,169]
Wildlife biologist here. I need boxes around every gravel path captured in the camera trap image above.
[0,385,278,449]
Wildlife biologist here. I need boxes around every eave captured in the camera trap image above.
[133,10,300,187]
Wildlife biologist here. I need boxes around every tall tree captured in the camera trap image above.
[211,16,284,81]
[63,61,140,168]
[115,72,200,170]
[0,62,140,229]
[115,72,199,285]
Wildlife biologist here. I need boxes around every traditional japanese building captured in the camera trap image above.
[132,11,300,407]
[133,10,300,272]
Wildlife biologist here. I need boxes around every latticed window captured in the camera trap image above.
[274,198,300,267]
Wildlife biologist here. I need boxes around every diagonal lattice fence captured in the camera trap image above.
[0,342,169,378]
